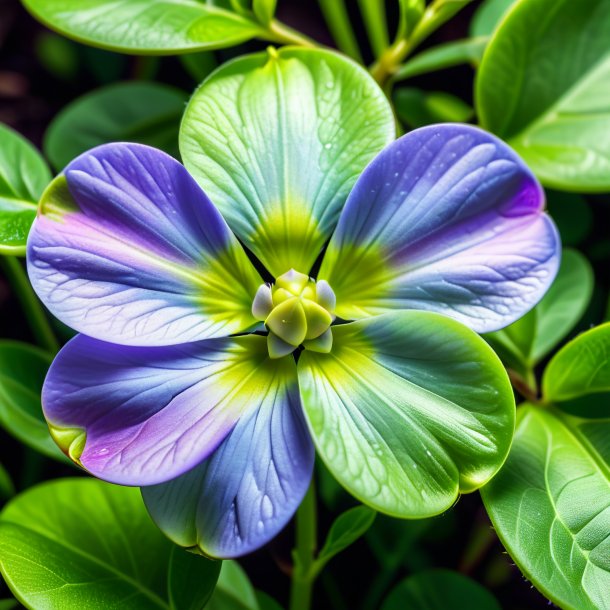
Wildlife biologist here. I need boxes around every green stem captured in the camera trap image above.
[358,0,389,59]
[289,481,317,610]
[265,19,320,48]
[0,256,59,353]
[317,0,363,62]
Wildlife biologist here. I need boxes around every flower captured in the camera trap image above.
[27,53,560,559]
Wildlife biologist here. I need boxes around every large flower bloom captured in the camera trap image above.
[27,49,559,558]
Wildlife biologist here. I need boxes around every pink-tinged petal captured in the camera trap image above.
[320,124,560,333]
[42,334,279,486]
[142,352,313,558]
[27,142,262,346]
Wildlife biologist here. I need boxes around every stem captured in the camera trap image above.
[317,0,363,62]
[289,481,317,610]
[358,0,389,59]
[0,256,59,353]
[265,19,320,48]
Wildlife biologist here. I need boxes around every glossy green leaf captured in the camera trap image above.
[0,464,14,501]
[0,478,178,609]
[0,341,67,462]
[487,249,593,369]
[44,82,188,171]
[313,505,376,574]
[394,88,474,129]
[476,0,610,191]
[544,323,610,403]
[298,311,515,518]
[180,47,394,277]
[482,406,610,610]
[469,0,516,37]
[253,0,276,25]
[168,547,221,610]
[205,561,258,610]
[21,0,264,54]
[381,569,501,610]
[394,37,487,81]
[0,124,51,256]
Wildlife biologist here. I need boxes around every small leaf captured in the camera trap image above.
[487,249,593,369]
[44,82,188,171]
[482,406,610,610]
[0,464,14,501]
[168,546,221,610]
[470,0,516,37]
[476,0,610,191]
[394,88,474,128]
[0,124,51,255]
[253,0,276,25]
[543,322,610,403]
[205,561,259,610]
[22,0,264,54]
[0,341,67,462]
[394,37,488,81]
[313,505,376,573]
[381,569,501,610]
[0,478,175,609]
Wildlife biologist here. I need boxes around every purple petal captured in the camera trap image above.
[42,334,279,486]
[320,124,560,332]
[142,355,313,558]
[27,143,262,346]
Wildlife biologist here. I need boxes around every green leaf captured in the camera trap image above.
[0,124,51,256]
[168,546,221,610]
[381,569,501,610]
[0,464,14,501]
[469,0,516,37]
[394,88,474,129]
[476,0,610,192]
[21,0,264,54]
[205,561,258,610]
[0,478,177,609]
[297,311,515,518]
[487,249,594,369]
[394,37,488,81]
[543,323,610,403]
[313,506,376,574]
[180,47,394,278]
[481,406,610,610]
[252,0,276,25]
[44,82,188,171]
[0,341,67,462]
[0,600,18,610]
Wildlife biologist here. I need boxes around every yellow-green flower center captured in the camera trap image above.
[252,269,336,359]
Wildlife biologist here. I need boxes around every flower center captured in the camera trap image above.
[252,269,336,359]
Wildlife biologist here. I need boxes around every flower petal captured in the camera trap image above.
[180,47,395,277]
[142,354,313,558]
[320,124,560,333]
[27,142,262,346]
[297,311,515,518]
[42,334,280,486]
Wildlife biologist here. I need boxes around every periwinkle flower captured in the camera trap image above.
[27,50,560,558]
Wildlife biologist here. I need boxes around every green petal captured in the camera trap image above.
[481,406,610,610]
[180,47,394,277]
[297,311,515,518]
